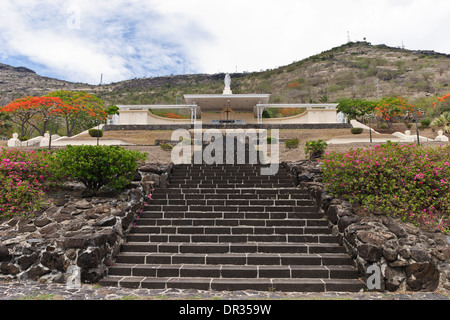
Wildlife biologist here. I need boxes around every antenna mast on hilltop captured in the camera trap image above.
[347,31,351,43]
[100,73,103,86]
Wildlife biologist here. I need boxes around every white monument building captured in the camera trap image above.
[116,74,340,126]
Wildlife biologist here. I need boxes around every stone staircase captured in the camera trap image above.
[99,161,365,292]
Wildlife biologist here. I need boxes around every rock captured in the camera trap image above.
[382,245,398,262]
[139,164,160,173]
[61,204,77,215]
[357,230,395,245]
[61,233,108,249]
[39,222,59,235]
[410,247,431,262]
[297,172,313,182]
[431,246,450,261]
[0,246,10,262]
[17,253,39,270]
[0,263,20,275]
[94,216,117,227]
[74,199,93,210]
[27,265,51,280]
[338,215,361,232]
[18,224,37,233]
[385,266,406,292]
[325,204,339,225]
[77,249,100,270]
[358,243,383,263]
[405,262,440,291]
[34,216,52,228]
[142,173,160,186]
[41,252,66,272]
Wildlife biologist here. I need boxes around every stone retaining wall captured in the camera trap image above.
[0,164,173,284]
[103,123,352,131]
[283,160,450,292]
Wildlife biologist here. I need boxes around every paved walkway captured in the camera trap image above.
[0,280,448,300]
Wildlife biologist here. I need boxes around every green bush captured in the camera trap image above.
[267,137,278,144]
[420,119,431,128]
[88,129,103,138]
[285,138,299,149]
[320,144,450,233]
[160,143,173,151]
[53,145,147,191]
[351,127,364,134]
[304,139,328,160]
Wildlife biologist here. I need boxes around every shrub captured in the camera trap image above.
[304,139,328,160]
[351,127,363,134]
[285,138,299,149]
[53,145,147,191]
[267,137,278,144]
[320,144,450,233]
[88,129,103,138]
[420,119,431,128]
[0,149,57,219]
[160,143,173,151]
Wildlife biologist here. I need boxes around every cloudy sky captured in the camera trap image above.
[1,0,449,84]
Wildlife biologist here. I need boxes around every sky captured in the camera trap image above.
[0,0,449,85]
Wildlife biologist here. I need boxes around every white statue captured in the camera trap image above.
[7,133,21,147]
[223,74,232,95]
[435,130,449,142]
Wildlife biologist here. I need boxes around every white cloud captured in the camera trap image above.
[0,0,448,84]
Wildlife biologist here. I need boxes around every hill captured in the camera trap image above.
[1,41,449,107]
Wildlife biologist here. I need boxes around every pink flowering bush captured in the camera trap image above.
[320,142,450,233]
[0,148,57,219]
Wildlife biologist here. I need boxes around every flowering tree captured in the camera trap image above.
[374,97,416,131]
[46,90,107,136]
[0,96,66,137]
[337,98,377,121]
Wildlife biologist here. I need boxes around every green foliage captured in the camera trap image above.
[431,112,450,133]
[266,137,278,144]
[160,143,173,151]
[337,98,377,120]
[420,118,431,127]
[320,144,450,233]
[88,129,103,137]
[285,138,299,149]
[304,139,328,160]
[53,145,147,191]
[107,105,119,115]
[351,127,364,134]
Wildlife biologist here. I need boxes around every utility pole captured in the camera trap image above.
[376,79,380,100]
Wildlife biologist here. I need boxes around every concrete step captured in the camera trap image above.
[120,242,346,254]
[105,264,358,279]
[99,276,365,292]
[125,233,339,244]
[128,225,332,235]
[136,218,328,227]
[139,211,324,220]
[114,252,354,266]
[147,199,315,206]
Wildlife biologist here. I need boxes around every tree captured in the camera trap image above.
[337,98,377,121]
[432,93,450,115]
[106,105,119,115]
[0,112,12,136]
[46,90,107,137]
[374,97,416,131]
[0,96,66,137]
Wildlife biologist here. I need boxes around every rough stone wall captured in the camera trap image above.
[282,160,450,292]
[0,164,173,284]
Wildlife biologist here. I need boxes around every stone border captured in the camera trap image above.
[0,164,173,285]
[282,160,450,292]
